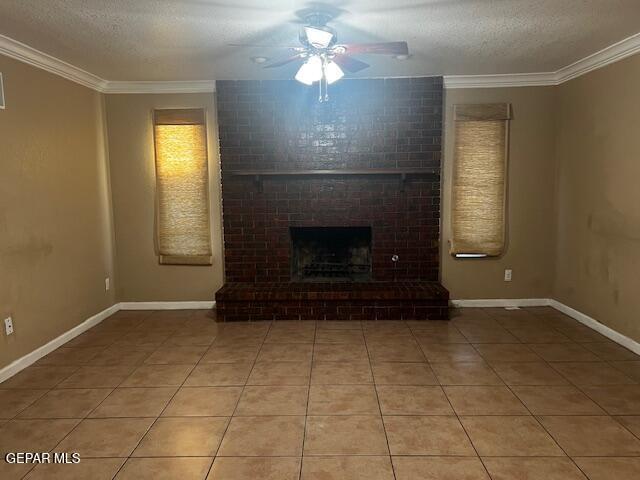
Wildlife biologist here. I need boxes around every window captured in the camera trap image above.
[450,103,511,257]
[153,108,212,265]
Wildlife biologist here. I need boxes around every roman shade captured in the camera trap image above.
[153,108,212,265]
[450,103,511,257]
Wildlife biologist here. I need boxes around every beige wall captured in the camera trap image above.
[105,93,224,302]
[0,55,116,368]
[554,54,640,341]
[3,50,639,369]
[441,87,558,299]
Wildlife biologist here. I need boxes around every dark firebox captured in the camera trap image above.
[290,227,372,282]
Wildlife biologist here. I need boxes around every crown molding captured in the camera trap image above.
[555,31,640,83]
[1,30,639,92]
[0,34,216,94]
[0,33,107,91]
[102,80,216,94]
[445,31,640,89]
[443,71,556,89]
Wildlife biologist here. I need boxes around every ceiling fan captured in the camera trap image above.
[239,9,409,101]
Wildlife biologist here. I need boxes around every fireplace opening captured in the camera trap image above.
[290,227,372,282]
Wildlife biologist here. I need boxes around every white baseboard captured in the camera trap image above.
[0,303,120,384]
[450,297,639,356]
[3,296,637,384]
[0,300,216,383]
[549,299,640,356]
[450,298,551,308]
[119,301,215,310]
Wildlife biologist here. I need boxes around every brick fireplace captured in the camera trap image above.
[214,77,449,321]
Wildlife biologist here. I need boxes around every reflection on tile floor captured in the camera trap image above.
[1,307,640,479]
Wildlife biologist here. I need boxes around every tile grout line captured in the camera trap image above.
[468,315,598,479]
[201,319,273,480]
[364,322,399,480]
[107,316,205,478]
[552,356,640,444]
[13,313,150,480]
[299,321,317,480]
[515,308,640,450]
[549,335,640,444]
[3,309,638,479]
[2,314,118,476]
[11,411,631,420]
[94,310,198,479]
[85,310,201,480]
[416,324,495,480]
[73,452,640,458]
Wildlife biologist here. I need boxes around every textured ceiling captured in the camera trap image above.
[0,0,639,81]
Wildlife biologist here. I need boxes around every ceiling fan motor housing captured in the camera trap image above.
[302,10,334,28]
[299,11,338,49]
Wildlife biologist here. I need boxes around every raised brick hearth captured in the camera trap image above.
[214,77,449,321]
[216,282,449,321]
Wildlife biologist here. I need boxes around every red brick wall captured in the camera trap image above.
[216,77,443,283]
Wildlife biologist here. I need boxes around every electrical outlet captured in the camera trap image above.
[105,277,110,291]
[4,317,14,336]
[504,269,513,282]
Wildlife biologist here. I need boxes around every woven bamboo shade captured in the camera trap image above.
[450,103,511,257]
[153,108,212,265]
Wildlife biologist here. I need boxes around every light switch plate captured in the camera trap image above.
[504,269,513,282]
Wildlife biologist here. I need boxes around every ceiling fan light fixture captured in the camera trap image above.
[324,60,344,84]
[242,13,407,98]
[295,55,323,85]
[304,26,335,49]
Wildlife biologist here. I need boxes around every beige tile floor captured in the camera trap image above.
[1,307,640,479]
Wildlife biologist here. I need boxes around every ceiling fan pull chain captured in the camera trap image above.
[323,57,327,102]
